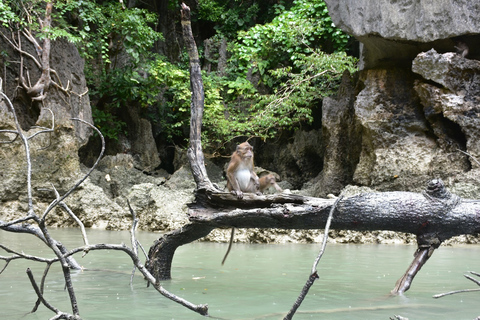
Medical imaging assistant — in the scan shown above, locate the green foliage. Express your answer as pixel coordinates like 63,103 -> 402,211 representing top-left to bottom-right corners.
0,1 -> 17,27
0,0 -> 163,141
147,58 -> 191,141
208,0 -> 357,145
197,0 -> 281,39
74,2 -> 162,141
91,107 -> 126,140
232,0 -> 350,77
0,0 -> 357,150
249,50 -> 357,137
145,57 -> 227,146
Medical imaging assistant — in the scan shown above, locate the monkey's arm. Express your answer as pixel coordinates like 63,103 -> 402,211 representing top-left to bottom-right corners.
250,171 -> 261,195
226,166 -> 244,199
272,182 -> 283,192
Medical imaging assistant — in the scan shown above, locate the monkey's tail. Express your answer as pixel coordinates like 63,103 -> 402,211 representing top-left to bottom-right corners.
221,227 -> 235,265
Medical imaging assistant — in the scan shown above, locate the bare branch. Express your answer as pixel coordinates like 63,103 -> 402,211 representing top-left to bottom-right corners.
0,30 -> 42,69
434,271 -> 480,298
42,118 -> 105,220
128,199 -> 139,284
59,201 -> 89,248
284,195 -> 343,320
31,262 -> 54,313
26,268 -> 80,319
311,195 -> 343,274
26,268 -> 61,314
0,244 -> 55,264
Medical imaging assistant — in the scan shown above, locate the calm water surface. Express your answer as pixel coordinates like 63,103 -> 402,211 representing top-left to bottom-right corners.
1,228 -> 479,319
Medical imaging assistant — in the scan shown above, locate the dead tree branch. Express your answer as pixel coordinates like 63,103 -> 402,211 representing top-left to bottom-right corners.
284,195 -> 343,320
433,271 -> 480,298
1,89 -> 207,317
26,268 -> 79,320
1,2 -> 71,104
181,2 -> 215,193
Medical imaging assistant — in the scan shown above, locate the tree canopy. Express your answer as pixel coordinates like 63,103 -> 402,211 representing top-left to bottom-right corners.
0,0 -> 357,151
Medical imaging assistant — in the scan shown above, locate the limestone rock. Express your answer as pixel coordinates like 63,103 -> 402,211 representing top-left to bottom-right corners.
325,0 -> 480,68
131,118 -> 161,171
0,34 -> 92,214
413,49 -> 480,159
325,0 -> 479,42
412,49 -> 480,92
258,129 -> 324,189
352,68 -> 469,191
311,71 -> 362,197
164,165 -> 197,190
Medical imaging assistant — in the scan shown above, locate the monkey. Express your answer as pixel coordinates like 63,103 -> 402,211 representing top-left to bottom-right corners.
225,141 -> 261,199
258,173 -> 283,194
222,141 -> 261,265
221,172 -> 283,265
455,41 -> 469,58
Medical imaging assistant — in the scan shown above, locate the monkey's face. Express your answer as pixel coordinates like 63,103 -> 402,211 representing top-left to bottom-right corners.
236,143 -> 253,160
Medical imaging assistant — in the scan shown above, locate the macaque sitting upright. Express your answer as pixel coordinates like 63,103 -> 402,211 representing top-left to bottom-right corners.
259,173 -> 283,194
226,141 -> 261,199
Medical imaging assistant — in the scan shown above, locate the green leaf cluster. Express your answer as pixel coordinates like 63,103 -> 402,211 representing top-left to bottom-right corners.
207,0 -> 357,146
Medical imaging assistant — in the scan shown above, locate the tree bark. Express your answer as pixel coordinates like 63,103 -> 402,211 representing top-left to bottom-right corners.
146,223 -> 214,280
181,3 -> 214,192
149,186 -> 480,281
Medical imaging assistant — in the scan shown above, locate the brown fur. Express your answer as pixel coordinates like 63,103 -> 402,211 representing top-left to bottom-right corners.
259,174 -> 283,194
226,142 -> 260,199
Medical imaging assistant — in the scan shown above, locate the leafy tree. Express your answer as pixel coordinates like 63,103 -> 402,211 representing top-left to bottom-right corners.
0,0 -> 357,150
207,0 -> 357,147
0,0 -> 163,141
59,1 -> 163,140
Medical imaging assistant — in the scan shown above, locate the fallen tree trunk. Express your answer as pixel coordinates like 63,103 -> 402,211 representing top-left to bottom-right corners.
189,188 -> 476,237
148,186 -> 480,284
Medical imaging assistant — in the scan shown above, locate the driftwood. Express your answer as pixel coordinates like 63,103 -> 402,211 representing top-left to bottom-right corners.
148,183 -> 480,285
146,4 -> 480,300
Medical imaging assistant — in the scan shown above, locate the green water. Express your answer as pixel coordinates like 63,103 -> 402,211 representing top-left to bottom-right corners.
1,228 -> 479,319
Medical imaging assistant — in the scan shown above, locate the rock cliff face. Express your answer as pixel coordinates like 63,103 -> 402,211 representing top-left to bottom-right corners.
0,35 -> 92,207
311,0 -> 480,198
325,0 -> 480,69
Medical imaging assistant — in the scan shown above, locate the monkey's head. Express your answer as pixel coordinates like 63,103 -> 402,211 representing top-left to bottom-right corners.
236,142 -> 253,160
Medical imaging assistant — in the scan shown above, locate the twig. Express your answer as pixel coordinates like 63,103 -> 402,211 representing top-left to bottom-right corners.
31,262 -> 54,313
434,271 -> 480,298
42,118 -> 105,220
0,30 -> 42,69
127,199 -> 139,284
26,268 -> 61,314
58,201 -> 89,248
433,287 -> 480,298
284,195 -> 343,320
26,268 -> 79,319
60,243 -> 209,316
0,244 -> 54,264
311,195 -> 343,273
